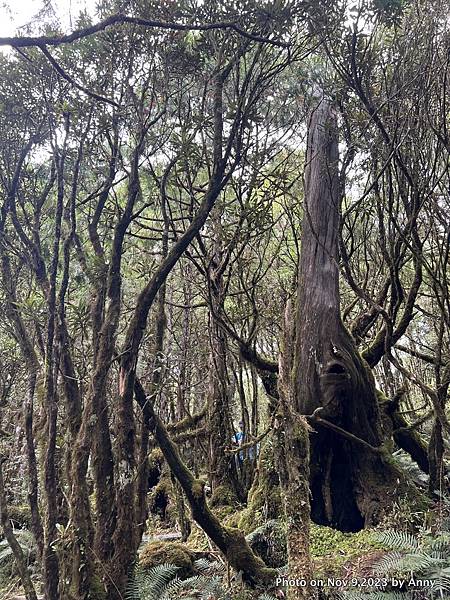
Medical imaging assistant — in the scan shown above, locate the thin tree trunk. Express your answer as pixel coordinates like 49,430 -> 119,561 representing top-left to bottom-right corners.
0,251 -> 45,564
42,149 -> 66,600
136,284 -> 167,540
207,289 -> 240,505
207,205 -> 241,505
276,301 -> 314,600
0,459 -> 39,600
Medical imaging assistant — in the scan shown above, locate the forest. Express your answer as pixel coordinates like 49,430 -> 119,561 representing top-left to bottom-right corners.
0,0 -> 449,599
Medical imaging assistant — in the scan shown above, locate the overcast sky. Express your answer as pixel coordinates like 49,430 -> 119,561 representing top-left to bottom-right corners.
0,0 -> 97,37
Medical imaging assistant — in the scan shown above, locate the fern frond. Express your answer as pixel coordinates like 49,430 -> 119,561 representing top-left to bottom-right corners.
245,519 -> 284,544
192,558 -> 225,576
373,551 -> 404,574
428,533 -> 450,559
160,574 -> 226,599
126,564 -> 230,600
430,568 -> 450,594
125,563 -> 179,600
375,530 -> 419,551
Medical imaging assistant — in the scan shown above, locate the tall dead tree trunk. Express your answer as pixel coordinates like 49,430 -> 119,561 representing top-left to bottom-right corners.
294,98 -> 417,532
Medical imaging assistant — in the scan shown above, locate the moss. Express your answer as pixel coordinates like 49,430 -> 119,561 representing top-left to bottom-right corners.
140,541 -> 196,578
311,524 -> 385,577
222,507 -> 245,529
7,504 -> 32,528
376,389 -> 388,403
223,526 -> 277,586
149,477 -> 170,501
148,478 -> 169,511
210,484 -> 238,508
186,507 -> 244,551
89,574 -> 107,600
67,572 -> 110,600
148,448 -> 164,468
214,504 -> 235,518
186,523 -> 209,552
147,475 -> 180,528
238,438 -> 281,534
191,478 -> 205,500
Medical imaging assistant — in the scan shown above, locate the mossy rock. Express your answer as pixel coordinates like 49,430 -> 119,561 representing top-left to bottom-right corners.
140,541 -> 196,578
209,484 -> 238,508
246,519 -> 287,568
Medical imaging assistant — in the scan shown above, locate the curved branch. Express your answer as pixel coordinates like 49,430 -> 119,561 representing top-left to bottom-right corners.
39,45 -> 119,107
0,13 -> 290,49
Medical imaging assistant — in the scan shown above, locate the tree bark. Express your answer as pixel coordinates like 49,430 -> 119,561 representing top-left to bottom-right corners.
207,216 -> 241,505
0,459 -> 39,600
276,300 -> 314,600
294,98 -> 417,531
135,379 -> 277,587
383,391 -> 429,475
0,251 -> 44,564
42,150 -> 66,600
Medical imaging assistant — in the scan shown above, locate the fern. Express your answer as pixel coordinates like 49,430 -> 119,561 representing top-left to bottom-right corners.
392,450 -> 428,486
246,519 -> 287,568
193,558 -> 225,576
126,561 -> 230,600
245,519 -> 284,545
375,530 -> 419,552
373,551 -> 445,575
125,563 -> 180,600
367,529 -> 450,599
429,532 -> 450,558
160,574 -> 229,599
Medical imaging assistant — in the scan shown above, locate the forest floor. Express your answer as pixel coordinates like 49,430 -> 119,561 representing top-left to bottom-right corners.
2,497 -> 449,600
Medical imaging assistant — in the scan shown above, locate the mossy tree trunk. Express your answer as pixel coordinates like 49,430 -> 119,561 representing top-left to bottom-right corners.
383,390 -> 429,475
239,435 -> 281,532
293,98 -> 416,532
0,459 -> 39,600
207,208 -> 241,506
276,301 -> 314,600
135,378 -> 277,587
